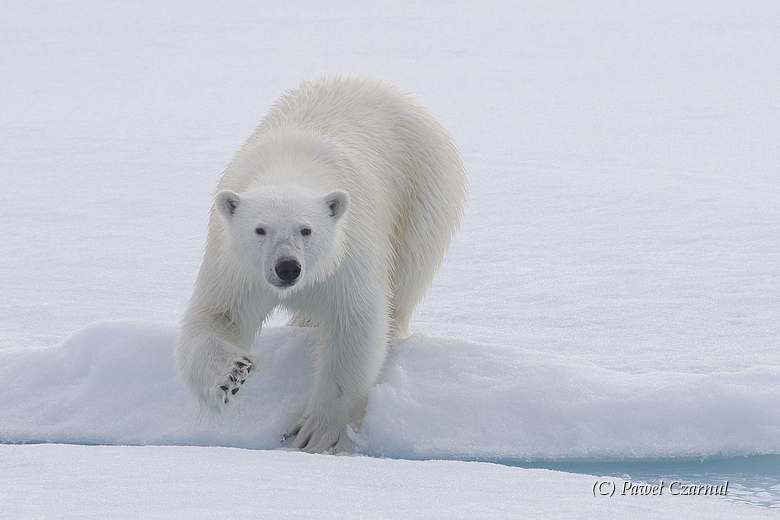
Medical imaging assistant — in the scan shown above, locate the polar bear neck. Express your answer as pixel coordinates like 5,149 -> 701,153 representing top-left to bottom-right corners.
220,126 -> 351,195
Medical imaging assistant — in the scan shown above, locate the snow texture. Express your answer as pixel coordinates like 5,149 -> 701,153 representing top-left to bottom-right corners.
4,444 -> 776,520
1,0 -> 779,517
1,321 -> 779,463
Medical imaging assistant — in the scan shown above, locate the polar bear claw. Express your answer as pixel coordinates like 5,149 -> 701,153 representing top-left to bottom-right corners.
217,356 -> 254,405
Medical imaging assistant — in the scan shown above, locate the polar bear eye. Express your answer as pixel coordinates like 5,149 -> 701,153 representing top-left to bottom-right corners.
255,227 -> 266,236
301,227 -> 312,236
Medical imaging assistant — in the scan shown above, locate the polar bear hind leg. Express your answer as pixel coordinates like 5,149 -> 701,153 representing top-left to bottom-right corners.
389,123 -> 467,339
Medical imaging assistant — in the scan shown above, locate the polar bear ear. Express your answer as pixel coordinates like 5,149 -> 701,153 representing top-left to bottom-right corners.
325,190 -> 349,220
216,190 -> 241,220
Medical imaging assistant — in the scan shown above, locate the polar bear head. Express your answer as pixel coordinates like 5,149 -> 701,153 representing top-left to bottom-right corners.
215,185 -> 350,294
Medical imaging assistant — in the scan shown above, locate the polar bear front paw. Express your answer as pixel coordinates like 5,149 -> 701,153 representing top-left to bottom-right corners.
216,355 -> 255,406
285,414 -> 353,453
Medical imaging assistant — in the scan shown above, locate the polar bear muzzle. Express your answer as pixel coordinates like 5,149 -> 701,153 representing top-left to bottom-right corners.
274,257 -> 301,286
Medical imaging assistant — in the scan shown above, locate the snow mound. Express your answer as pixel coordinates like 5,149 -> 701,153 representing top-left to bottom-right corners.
1,321 -> 778,460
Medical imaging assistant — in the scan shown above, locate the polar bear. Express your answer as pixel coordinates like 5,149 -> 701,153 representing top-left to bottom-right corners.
176,74 -> 467,453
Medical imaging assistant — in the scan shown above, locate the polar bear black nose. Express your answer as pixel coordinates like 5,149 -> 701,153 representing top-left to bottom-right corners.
275,259 -> 301,283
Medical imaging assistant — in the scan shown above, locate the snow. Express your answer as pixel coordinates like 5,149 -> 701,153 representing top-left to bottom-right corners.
3,321 -> 779,460
4,445 -> 775,520
2,0 -> 780,517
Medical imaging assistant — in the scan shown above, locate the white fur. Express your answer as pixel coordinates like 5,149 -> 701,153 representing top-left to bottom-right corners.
175,75 -> 467,453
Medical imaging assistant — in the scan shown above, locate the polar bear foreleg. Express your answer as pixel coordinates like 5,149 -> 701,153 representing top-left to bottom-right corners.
285,294 -> 389,453
176,322 -> 258,409
176,281 -> 274,409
